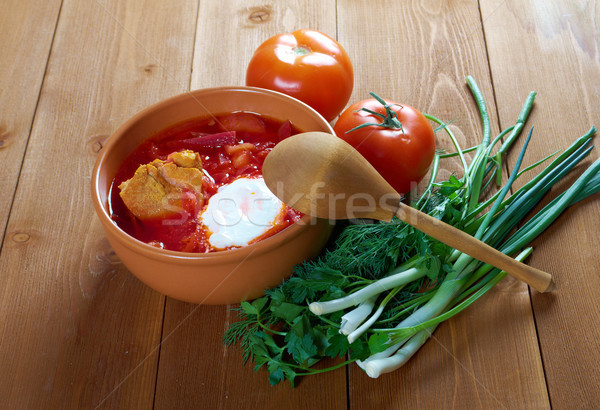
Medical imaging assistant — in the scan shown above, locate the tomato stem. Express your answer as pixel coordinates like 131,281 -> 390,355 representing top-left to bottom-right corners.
293,45 -> 311,56
345,92 -> 405,135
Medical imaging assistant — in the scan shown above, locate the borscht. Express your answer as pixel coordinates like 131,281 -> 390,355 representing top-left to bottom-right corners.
109,112 -> 302,253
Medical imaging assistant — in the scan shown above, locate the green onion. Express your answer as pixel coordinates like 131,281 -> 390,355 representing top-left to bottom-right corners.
224,77 -> 599,386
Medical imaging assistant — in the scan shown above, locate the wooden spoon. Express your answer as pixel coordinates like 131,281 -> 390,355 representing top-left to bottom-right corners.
263,132 -> 555,293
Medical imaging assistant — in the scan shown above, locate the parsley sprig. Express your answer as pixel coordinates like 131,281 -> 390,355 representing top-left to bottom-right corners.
224,214 -> 451,386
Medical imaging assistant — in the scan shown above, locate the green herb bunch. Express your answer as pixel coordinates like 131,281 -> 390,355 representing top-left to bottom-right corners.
224,77 -> 600,386
224,221 -> 446,386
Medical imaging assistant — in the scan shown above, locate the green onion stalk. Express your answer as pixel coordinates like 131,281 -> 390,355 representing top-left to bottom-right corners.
224,76 -> 600,386
307,77 -> 599,377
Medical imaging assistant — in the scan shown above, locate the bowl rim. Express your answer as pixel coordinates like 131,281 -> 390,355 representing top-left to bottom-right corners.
91,86 -> 334,264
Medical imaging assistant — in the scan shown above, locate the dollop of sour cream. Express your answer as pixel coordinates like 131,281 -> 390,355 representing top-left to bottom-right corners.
200,177 -> 286,249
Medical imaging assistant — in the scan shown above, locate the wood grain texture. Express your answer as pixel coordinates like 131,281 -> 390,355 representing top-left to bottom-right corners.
190,0 -> 338,89
154,1 -> 346,407
155,302 -> 347,410
0,0 -> 62,241
0,0 -> 598,408
481,0 -> 600,407
0,0 -> 197,407
338,0 -> 549,408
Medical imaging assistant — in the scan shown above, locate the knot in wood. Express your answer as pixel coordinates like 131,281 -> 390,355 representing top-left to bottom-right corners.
143,63 -> 158,73
248,6 -> 272,23
12,232 -> 30,243
0,128 -> 10,149
92,141 -> 103,153
88,135 -> 108,154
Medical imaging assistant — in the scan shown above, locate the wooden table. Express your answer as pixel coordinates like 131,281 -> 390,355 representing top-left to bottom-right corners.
1,1 -> 599,408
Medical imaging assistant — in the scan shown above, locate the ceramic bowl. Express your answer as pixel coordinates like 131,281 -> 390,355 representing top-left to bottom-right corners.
91,87 -> 334,304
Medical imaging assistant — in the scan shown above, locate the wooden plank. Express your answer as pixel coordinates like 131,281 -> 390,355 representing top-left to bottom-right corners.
337,1 -> 550,408
189,1 -> 338,90
0,0 -> 198,407
155,302 -> 347,409
0,0 -> 61,240
480,0 -> 600,407
153,1 -> 347,407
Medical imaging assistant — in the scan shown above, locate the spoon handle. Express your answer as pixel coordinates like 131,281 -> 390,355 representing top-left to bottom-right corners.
396,203 -> 555,293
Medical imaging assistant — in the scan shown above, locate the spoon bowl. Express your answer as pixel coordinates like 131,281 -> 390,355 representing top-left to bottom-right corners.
264,131 -> 402,221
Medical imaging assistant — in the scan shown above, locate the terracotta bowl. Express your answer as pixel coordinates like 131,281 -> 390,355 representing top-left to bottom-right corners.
91,87 -> 334,304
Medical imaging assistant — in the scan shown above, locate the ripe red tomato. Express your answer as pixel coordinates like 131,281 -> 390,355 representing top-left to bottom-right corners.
246,29 -> 354,122
333,95 -> 436,194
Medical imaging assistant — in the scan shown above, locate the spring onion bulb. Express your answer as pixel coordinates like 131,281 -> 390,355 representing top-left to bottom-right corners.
347,288 -> 401,344
339,297 -> 376,335
359,326 -> 437,378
